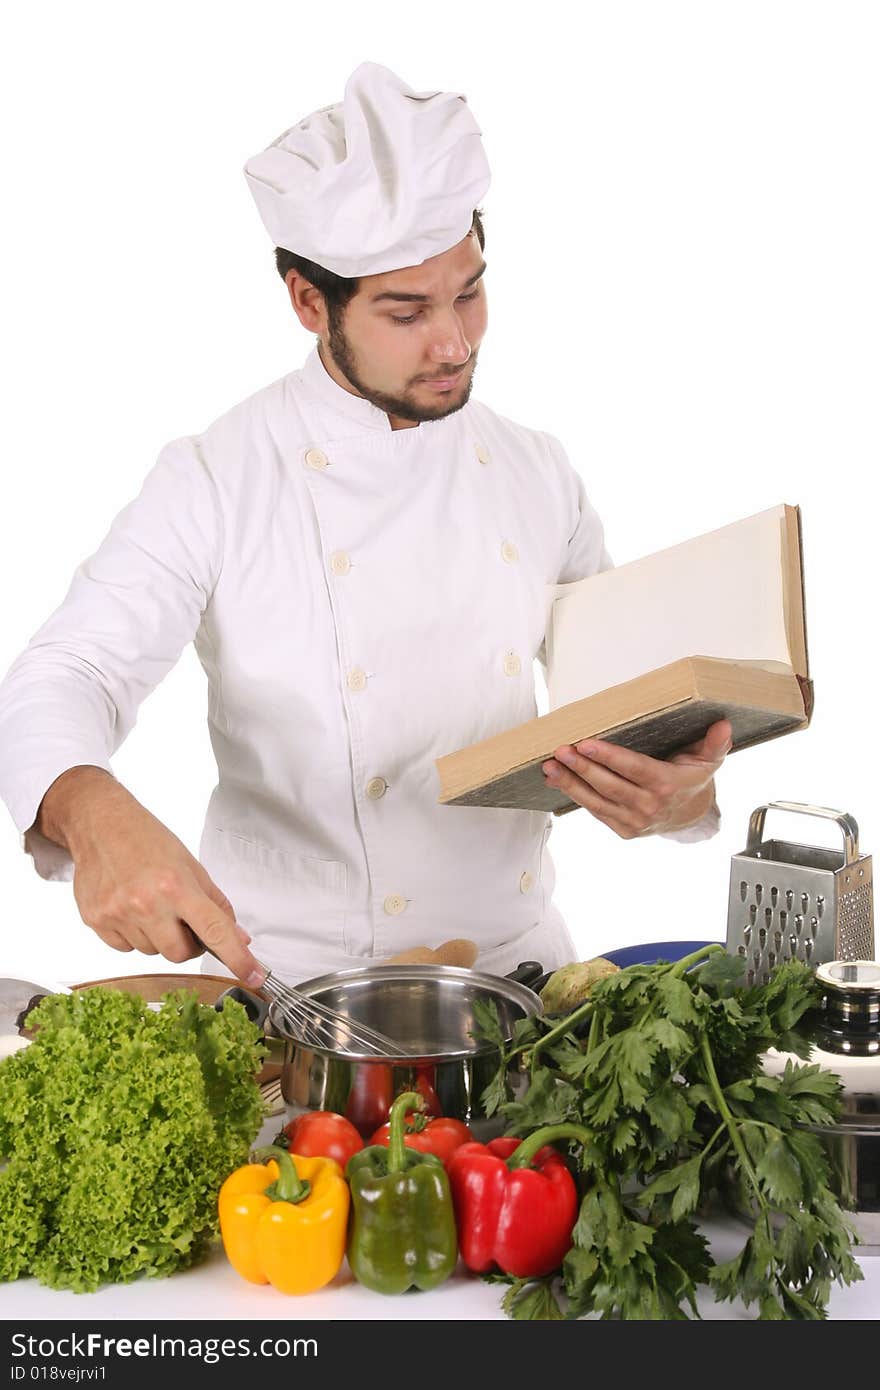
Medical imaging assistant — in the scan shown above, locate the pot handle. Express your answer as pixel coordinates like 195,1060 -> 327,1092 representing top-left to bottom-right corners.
15,992 -> 52,1034
215,984 -> 271,1030
505,960 -> 544,989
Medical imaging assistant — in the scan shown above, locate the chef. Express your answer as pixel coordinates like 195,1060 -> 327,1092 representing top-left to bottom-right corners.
0,62 -> 730,990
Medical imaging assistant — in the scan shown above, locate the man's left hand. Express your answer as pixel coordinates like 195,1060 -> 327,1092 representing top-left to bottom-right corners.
542,718 -> 733,838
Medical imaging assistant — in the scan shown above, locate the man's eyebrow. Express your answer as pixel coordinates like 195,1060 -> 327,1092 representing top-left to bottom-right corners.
369,261 -> 487,304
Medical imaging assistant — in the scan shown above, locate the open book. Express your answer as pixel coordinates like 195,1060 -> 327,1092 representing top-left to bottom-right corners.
435,504 -> 812,813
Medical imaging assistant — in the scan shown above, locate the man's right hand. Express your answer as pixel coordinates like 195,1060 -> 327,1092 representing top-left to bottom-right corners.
35,766 -> 265,988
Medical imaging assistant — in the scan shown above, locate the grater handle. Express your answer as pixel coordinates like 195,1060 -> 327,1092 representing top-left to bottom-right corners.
746,801 -> 860,863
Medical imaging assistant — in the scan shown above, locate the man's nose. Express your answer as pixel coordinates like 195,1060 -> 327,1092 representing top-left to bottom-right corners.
426,310 -> 472,365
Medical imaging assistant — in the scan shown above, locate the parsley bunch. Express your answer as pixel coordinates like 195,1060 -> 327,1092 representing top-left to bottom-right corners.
475,946 -> 862,1320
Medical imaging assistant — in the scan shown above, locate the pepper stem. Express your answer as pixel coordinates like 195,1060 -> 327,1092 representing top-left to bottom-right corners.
253,1144 -> 312,1204
505,1124 -> 592,1170
386,1091 -> 424,1173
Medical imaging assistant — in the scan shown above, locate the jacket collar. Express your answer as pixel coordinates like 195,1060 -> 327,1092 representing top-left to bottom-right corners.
298,343 -> 400,433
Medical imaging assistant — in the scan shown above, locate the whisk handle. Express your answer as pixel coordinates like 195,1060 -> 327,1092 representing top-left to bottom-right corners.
215,984 -> 271,1030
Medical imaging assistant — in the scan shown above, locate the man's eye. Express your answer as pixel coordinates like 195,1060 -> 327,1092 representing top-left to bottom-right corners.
390,289 -> 480,327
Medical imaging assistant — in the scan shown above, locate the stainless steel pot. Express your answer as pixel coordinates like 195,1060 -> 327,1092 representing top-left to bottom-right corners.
808,961 -> 880,1255
807,1099 -> 880,1255
265,962 -> 544,1139
763,960 -> 880,1254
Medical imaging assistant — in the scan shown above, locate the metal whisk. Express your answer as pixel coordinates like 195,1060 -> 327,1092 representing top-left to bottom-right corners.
261,968 -> 416,1058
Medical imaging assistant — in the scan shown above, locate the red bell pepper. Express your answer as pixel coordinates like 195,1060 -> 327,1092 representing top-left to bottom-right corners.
446,1125 -> 590,1278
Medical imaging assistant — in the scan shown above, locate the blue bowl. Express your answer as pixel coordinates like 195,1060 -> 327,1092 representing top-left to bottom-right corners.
600,940 -> 722,969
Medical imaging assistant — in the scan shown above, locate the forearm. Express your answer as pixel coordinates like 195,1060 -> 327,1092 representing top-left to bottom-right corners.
35,765 -> 134,858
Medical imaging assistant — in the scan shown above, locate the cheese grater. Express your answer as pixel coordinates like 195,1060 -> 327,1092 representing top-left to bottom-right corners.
725,801 -> 874,984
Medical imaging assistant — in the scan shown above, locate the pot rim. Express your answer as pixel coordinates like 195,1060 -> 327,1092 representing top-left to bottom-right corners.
269,961 -> 544,1063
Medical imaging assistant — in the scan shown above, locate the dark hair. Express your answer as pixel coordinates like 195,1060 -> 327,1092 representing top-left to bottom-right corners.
274,207 -> 485,313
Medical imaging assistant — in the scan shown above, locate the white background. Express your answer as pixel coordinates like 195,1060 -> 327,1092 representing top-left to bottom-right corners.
0,0 -> 877,989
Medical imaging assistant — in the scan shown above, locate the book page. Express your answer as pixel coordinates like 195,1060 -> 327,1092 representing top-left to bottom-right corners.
546,505 -> 794,710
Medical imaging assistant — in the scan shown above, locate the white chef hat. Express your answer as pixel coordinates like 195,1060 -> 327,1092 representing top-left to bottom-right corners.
243,61 -> 490,279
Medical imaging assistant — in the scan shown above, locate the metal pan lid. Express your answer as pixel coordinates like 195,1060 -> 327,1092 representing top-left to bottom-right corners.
816,961 -> 880,992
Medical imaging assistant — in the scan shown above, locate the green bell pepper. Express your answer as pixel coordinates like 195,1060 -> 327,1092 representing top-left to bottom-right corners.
345,1089 -> 458,1294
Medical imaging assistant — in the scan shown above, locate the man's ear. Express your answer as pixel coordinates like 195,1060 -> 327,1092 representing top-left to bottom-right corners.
285,270 -> 326,334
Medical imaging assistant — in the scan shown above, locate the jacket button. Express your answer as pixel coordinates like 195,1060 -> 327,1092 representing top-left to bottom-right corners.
475,443 -> 490,464
347,668 -> 368,692
384,893 -> 407,915
366,776 -> 388,800
305,447 -> 329,470
503,651 -> 522,677
330,550 -> 351,575
501,540 -> 519,564
519,872 -> 535,894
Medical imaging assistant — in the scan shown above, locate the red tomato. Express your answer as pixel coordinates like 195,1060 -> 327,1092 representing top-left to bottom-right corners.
280,1111 -> 364,1167
367,1113 -> 474,1165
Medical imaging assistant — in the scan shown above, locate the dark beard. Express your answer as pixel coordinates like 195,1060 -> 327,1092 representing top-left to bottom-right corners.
325,306 -> 476,423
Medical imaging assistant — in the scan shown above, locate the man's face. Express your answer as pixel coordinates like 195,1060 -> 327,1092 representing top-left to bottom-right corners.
319,233 -> 488,427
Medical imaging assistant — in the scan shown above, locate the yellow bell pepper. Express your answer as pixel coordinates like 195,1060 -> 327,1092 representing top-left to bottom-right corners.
218,1145 -> 349,1294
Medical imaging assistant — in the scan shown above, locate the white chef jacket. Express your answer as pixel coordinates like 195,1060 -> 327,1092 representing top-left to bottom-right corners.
0,346 -> 719,982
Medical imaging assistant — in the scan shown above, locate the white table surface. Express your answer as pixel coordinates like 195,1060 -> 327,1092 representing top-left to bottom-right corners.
4,1112 -> 877,1323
